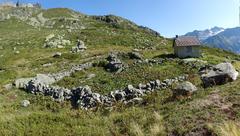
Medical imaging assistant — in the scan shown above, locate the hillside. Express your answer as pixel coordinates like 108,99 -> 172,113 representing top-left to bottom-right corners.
0,6 -> 240,136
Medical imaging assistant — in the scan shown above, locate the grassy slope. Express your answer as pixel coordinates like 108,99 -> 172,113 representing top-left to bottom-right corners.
0,8 -> 240,135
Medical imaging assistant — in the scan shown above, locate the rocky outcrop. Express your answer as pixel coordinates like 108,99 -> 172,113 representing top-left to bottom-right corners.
44,34 -> 71,48
200,63 -> 239,88
105,53 -> 124,72
172,81 -> 197,98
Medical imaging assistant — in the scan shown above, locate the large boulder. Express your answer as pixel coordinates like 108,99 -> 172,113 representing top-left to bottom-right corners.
172,81 -> 197,97
200,63 -> 239,88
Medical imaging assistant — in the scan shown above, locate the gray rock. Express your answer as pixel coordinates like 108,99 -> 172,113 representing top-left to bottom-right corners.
53,52 -> 62,58
127,85 -> 134,91
172,81 -> 197,97
34,74 -> 56,85
155,79 -> 161,88
77,40 -> 87,50
138,83 -> 147,90
21,100 -> 30,107
200,63 -> 239,88
114,91 -> 126,101
14,78 -> 33,89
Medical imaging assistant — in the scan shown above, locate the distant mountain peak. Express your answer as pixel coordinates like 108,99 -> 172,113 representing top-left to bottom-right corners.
184,26 -> 225,41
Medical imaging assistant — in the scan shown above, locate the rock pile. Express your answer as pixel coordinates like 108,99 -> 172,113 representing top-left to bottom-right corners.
70,75 -> 188,109
15,65 -> 188,109
44,34 -> 71,48
105,53 -> 124,72
71,40 -> 87,53
14,58 -> 190,109
200,62 -> 239,88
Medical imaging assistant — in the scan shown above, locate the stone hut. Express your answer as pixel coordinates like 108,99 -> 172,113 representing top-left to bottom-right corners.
173,35 -> 201,58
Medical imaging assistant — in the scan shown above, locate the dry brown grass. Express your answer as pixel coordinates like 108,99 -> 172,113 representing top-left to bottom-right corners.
219,121 -> 240,136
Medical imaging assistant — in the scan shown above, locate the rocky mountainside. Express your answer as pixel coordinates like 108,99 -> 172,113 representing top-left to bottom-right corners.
184,26 -> 224,41
203,27 -> 240,54
0,5 -> 240,136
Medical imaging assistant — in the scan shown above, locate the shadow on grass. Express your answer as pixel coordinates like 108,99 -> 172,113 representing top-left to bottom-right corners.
153,53 -> 177,59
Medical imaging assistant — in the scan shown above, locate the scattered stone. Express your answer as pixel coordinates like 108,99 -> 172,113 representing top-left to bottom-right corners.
53,52 -> 62,58
21,100 -> 30,107
200,63 -> 239,88
172,81 -> 197,98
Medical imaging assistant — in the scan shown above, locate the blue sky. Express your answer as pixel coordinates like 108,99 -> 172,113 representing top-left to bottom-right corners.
1,0 -> 239,37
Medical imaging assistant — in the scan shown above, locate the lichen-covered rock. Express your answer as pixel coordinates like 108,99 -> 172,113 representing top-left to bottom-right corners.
172,81 -> 197,97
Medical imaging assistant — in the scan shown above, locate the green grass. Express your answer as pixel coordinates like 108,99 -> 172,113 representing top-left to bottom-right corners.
0,7 -> 240,135
42,8 -> 75,18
